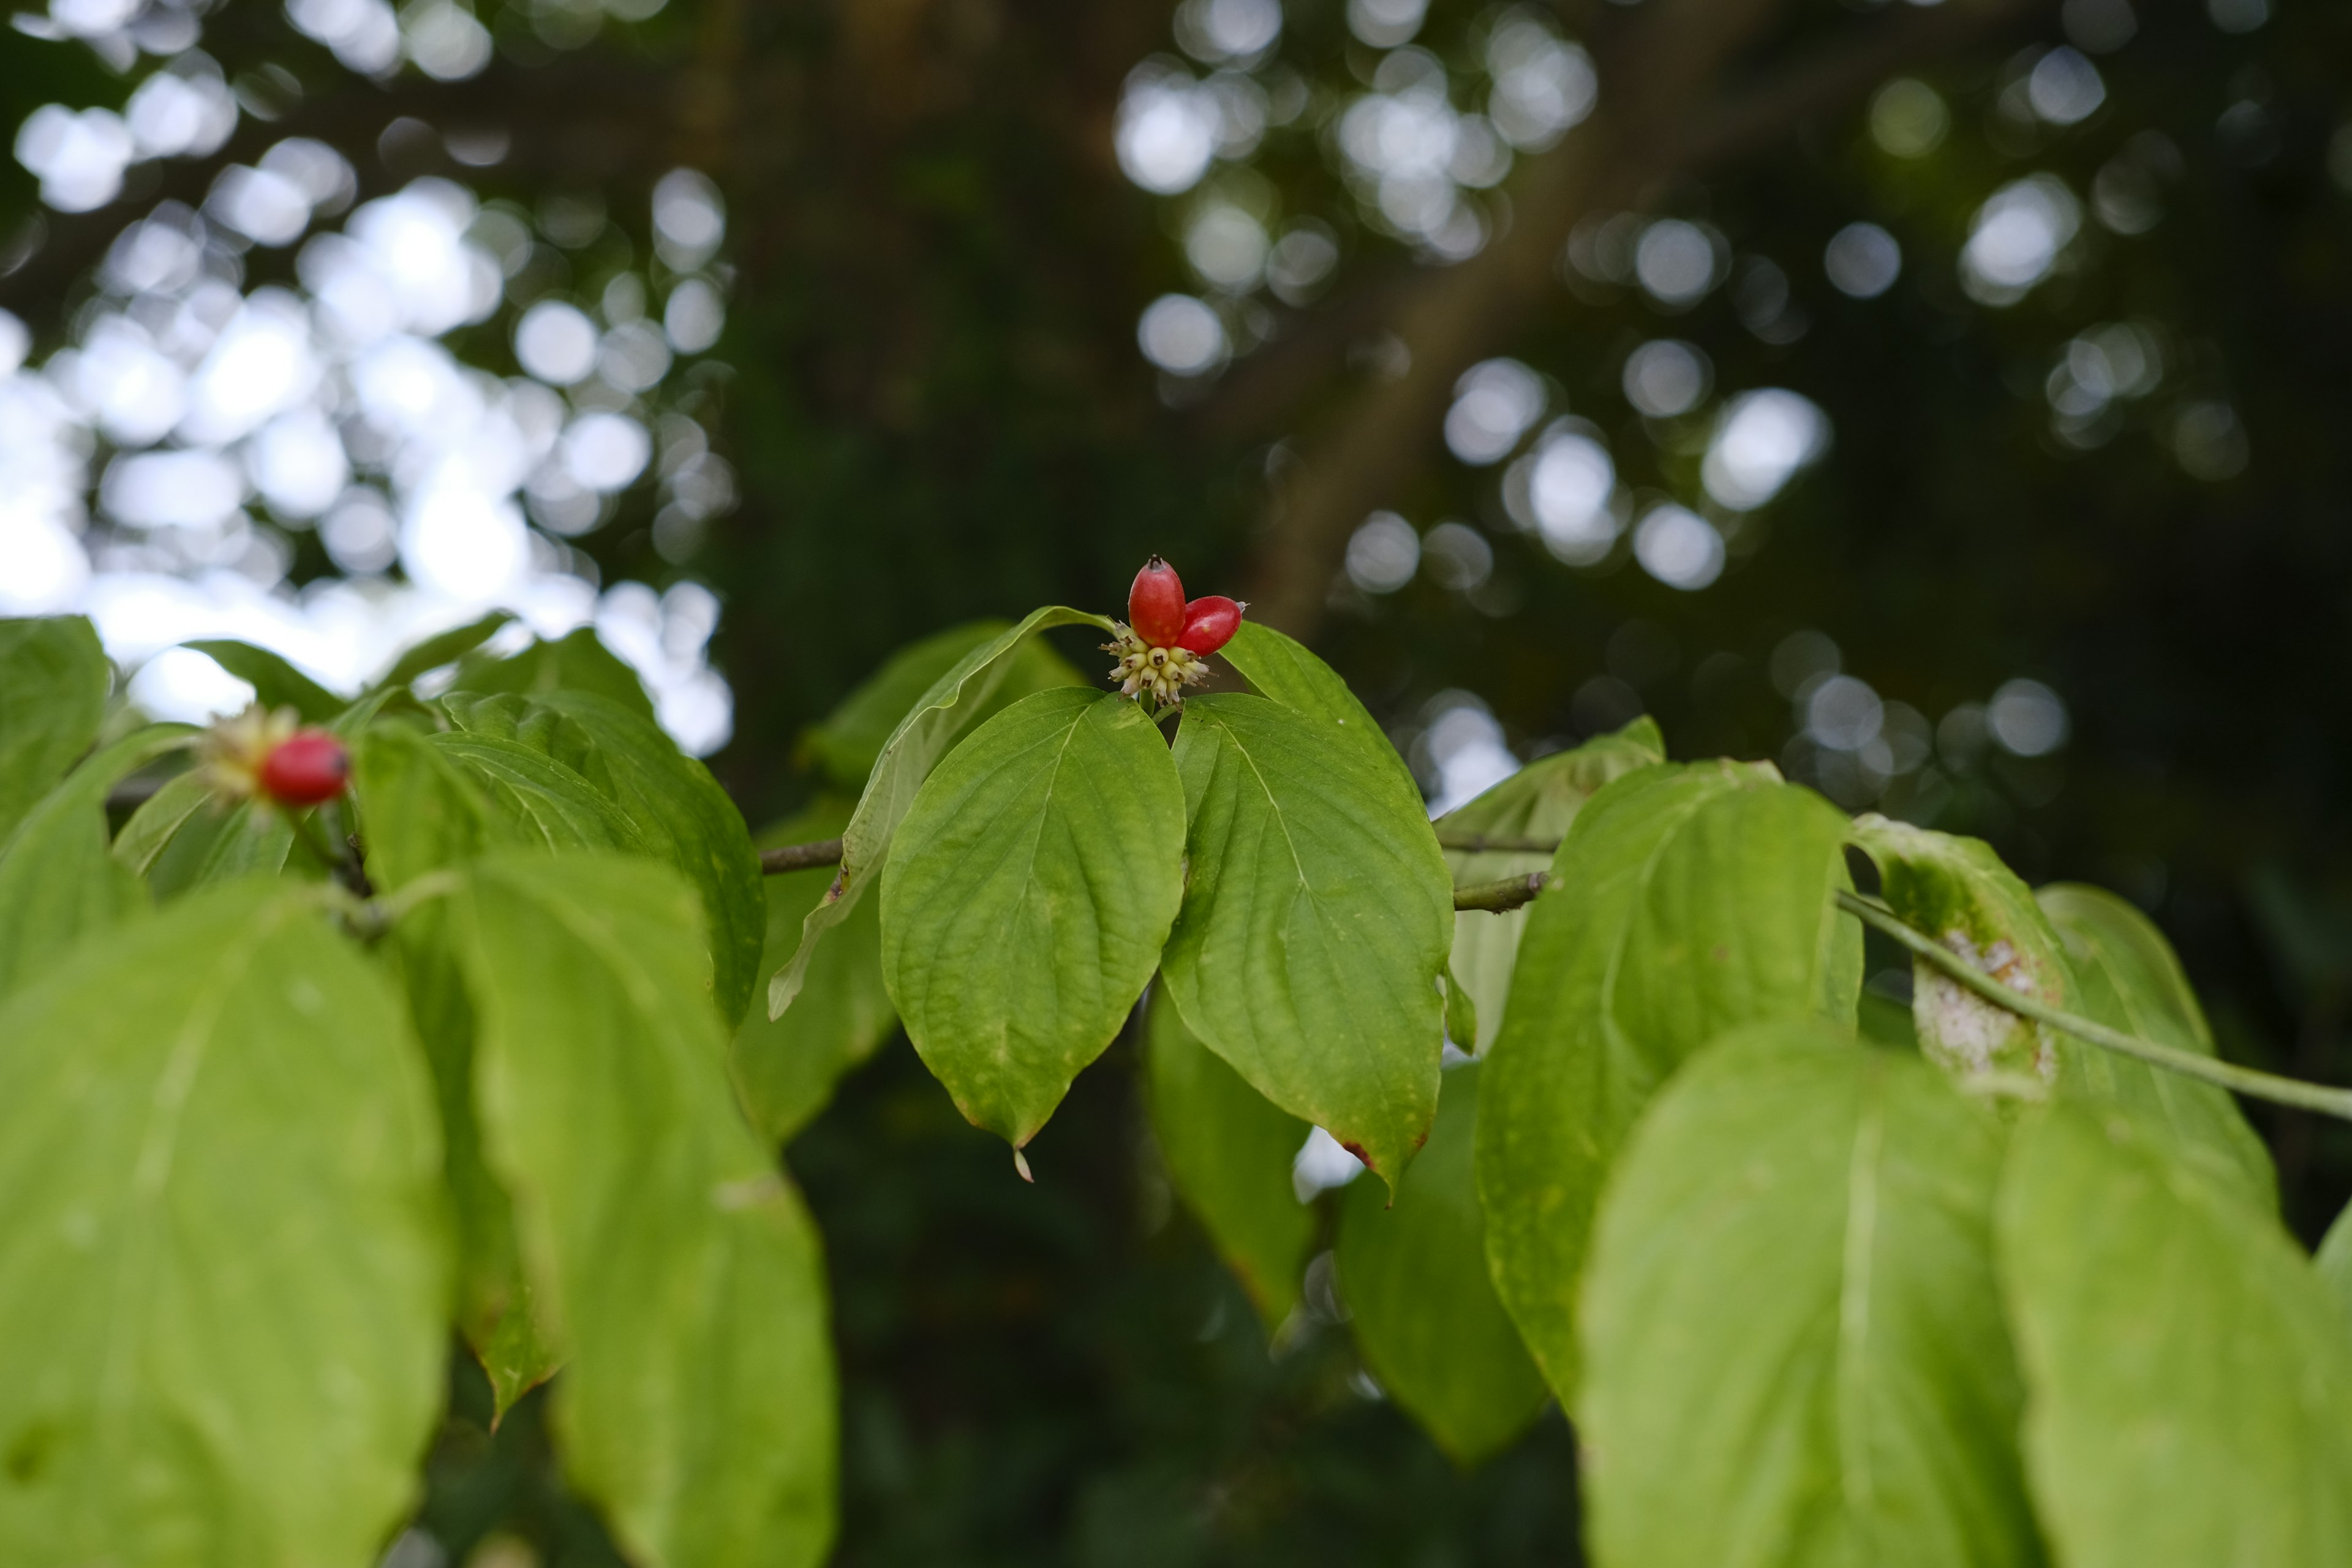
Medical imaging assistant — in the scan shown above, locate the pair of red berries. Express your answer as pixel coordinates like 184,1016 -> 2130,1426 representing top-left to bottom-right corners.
1127,557 -> 1242,657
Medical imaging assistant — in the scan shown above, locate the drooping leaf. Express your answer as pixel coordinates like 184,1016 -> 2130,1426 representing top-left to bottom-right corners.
374,609 -> 516,691
1997,1101 -> 2352,1567
453,853 -> 837,1568
443,689 -> 764,1026
0,725 -> 194,1000
2318,1199 -> 2352,1333
882,687 -> 1183,1147
1161,692 -> 1453,1189
183,638 -> 346,723
448,626 -> 657,722
1580,1022 -> 2040,1568
797,618 -> 1087,794
1436,718 -> 1665,1052
732,799 -> 896,1145
768,606 -> 1112,1020
2035,882 -> 2275,1213
1441,962 -> 1478,1051
0,615 -> 110,845
1144,989 -> 1311,1332
1336,1063 -> 1547,1467
0,878 -> 448,1566
1477,761 -> 1860,1402
1849,816 -> 2067,1086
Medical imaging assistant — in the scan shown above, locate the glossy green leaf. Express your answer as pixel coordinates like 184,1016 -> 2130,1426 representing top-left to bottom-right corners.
2318,1199 -> 2352,1333
453,853 -> 837,1568
0,725 -> 194,1000
1436,718 -> 1665,1052
797,618 -> 1087,794
444,689 -> 764,1026
374,609 -> 516,690
1144,989 -> 1311,1332
769,605 -> 1112,1020
0,878 -> 448,1566
1477,762 -> 1861,1402
449,626 -> 657,721
1580,1022 -> 2038,1568
732,799 -> 895,1145
1336,1063 -> 1547,1467
882,687 -> 1183,1146
183,638 -> 345,722
2036,882 -> 2275,1213
0,615 -> 109,845
1998,1101 -> 2352,1567
1849,816 -> 2067,1086
1161,692 -> 1453,1189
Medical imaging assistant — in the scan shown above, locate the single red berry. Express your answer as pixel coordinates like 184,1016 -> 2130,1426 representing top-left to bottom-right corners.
1176,595 -> 1243,655
258,730 -> 352,807
1128,556 -> 1187,647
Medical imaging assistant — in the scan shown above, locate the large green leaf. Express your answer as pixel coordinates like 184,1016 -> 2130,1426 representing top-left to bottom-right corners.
0,725 -> 195,1000
2035,882 -> 2275,1212
732,799 -> 897,1145
0,878 -> 448,1566
1477,761 -> 1860,1402
1336,1062 -> 1547,1467
443,690 -> 764,1027
1849,816 -> 2067,1086
797,618 -> 1087,793
453,854 -> 837,1568
1436,718 -> 1665,1053
448,626 -> 657,721
1218,620 -> 1414,791
768,606 -> 1112,1019
1160,691 -> 1453,1189
1580,1022 -> 2040,1568
182,639 -> 345,723
882,687 -> 1183,1147
1997,1102 -> 2352,1567
1144,989 -> 1311,1332
0,615 -> 109,845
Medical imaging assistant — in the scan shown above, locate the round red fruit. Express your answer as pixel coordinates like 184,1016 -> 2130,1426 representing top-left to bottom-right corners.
1177,595 -> 1243,655
258,731 -> 352,807
1128,556 -> 1188,647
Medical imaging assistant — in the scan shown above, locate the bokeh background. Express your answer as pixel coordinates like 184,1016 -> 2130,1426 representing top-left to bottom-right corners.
6,0 -> 2351,1560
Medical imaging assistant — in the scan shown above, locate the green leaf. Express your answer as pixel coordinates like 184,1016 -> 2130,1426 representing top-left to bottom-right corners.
797,618 -> 1087,794
1849,816 -> 2067,1086
356,726 -> 647,891
110,768 -> 214,876
0,725 -> 195,1000
1218,620 -> 1415,793
882,687 -> 1183,1146
2035,882 -> 2275,1213
1336,1062 -> 1547,1467
1160,692 -> 1453,1188
0,615 -> 110,845
1579,1022 -> 2039,1568
444,690 -> 764,1027
448,626 -> 657,721
1476,762 -> 1860,1403
452,853 -> 837,1568
183,639 -> 345,723
732,799 -> 895,1145
374,610 -> 516,690
768,605 -> 1112,1020
2319,1199 -> 2352,1335
0,878 -> 449,1566
1997,1101 -> 2352,1567
1441,963 -> 1478,1050
1436,718 -> 1665,1052
1144,988 -> 1312,1332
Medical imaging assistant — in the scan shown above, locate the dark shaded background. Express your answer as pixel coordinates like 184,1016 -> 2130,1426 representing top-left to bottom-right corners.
8,0 -> 2352,1561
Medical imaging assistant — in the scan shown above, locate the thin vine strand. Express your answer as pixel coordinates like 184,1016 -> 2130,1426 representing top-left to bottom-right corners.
1835,889 -> 2352,1123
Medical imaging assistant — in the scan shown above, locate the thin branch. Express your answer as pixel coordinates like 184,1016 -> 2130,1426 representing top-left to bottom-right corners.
1838,889 -> 2352,1123
760,837 -> 845,875
1455,871 -> 1551,914
1436,833 -> 1562,854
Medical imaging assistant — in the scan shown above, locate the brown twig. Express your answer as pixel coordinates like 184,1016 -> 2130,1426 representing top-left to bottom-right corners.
1454,871 -> 1553,914
760,837 -> 846,875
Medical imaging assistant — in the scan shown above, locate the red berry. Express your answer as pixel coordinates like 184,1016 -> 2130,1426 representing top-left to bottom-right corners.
258,731 -> 351,807
1128,556 -> 1187,647
1177,595 -> 1243,655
